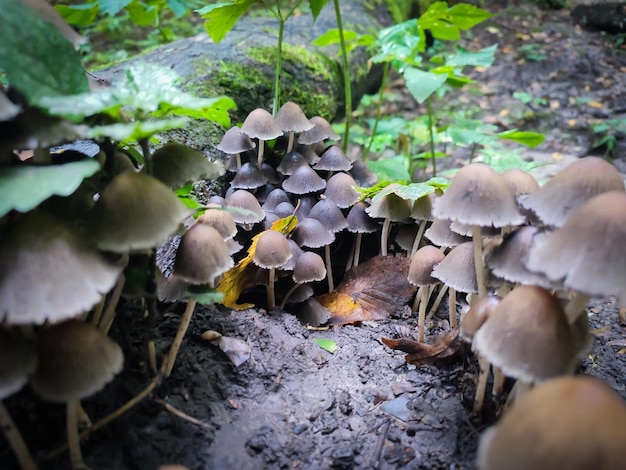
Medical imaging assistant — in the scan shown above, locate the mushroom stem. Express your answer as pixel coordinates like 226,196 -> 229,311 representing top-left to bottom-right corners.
411,285 -> 425,314
620,308 -> 626,325
324,244 -> 334,292
410,219 -> 428,257
267,267 -> 276,309
67,400 -> 85,470
286,131 -> 295,153
564,292 -> 591,324
426,284 -> 448,321
472,225 -> 488,299
448,287 -> 457,329
256,139 -> 265,166
98,274 -> 125,334
380,218 -> 391,257
279,282 -> 302,309
164,298 -> 197,377
417,286 -> 429,342
353,232 -> 363,268
473,355 -> 490,415
0,402 -> 37,470
492,366 -> 505,398
236,153 -> 242,170
148,340 -> 157,374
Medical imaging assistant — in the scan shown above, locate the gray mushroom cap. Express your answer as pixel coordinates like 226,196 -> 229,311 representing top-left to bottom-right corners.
292,251 -> 326,283
240,108 -> 283,141
408,245 -> 445,286
282,165 -> 326,194
253,230 -> 292,269
297,116 -> 340,145
324,172 -> 360,208
0,329 -> 37,400
275,102 -> 313,133
431,242 -> 478,293
292,218 -> 335,249
313,145 -> 352,172
226,190 -> 265,225
151,142 -> 224,190
217,126 -> 256,154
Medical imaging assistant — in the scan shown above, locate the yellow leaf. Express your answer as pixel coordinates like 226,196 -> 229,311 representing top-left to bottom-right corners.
551,152 -> 563,161
588,101 -> 603,109
566,119 -> 577,127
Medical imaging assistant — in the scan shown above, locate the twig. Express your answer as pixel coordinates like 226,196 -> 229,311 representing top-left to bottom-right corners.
373,420 -> 391,469
154,398 -> 212,431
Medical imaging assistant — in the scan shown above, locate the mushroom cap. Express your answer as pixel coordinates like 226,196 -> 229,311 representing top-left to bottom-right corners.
297,144 -> 321,166
282,164 -> 326,194
519,156 -> 624,227
501,168 -> 539,199
313,146 -> 352,172
487,226 -> 557,288
275,101 -> 314,133
173,224 -> 233,284
196,209 -> 237,240
459,295 -> 500,343
240,108 -> 283,141
395,224 -> 418,252
307,197 -> 348,233
431,242 -> 478,293
450,220 -> 502,238
477,376 -> 626,470
324,172 -> 360,208
260,163 -> 282,185
292,251 -> 327,283
276,151 -> 308,176
217,126 -> 255,154
151,142 -> 224,190
294,195 -> 317,220
30,320 -> 124,403
424,218 -> 470,247
350,160 -> 378,188
366,186 -> 412,222
292,217 -> 335,248
0,329 -> 37,400
473,286 -> 576,383
272,201 -> 296,219
230,162 -> 267,189
253,230 -> 292,269
90,172 -> 191,252
346,202 -> 379,234
297,116 -> 340,144
525,191 -> 626,304
411,192 -> 436,221
226,190 -> 265,225
432,163 -> 524,228
281,239 -> 304,271
408,245 -> 445,286
0,212 -> 125,325
262,188 -> 292,212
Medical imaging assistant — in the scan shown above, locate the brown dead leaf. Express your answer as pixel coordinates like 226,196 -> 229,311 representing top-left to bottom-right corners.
382,330 -> 463,367
317,256 -> 416,325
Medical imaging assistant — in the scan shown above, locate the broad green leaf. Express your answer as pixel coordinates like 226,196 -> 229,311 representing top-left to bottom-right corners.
153,95 -> 236,128
384,182 -> 436,202
498,130 -> 545,148
426,177 -> 449,190
480,146 -> 548,173
372,20 -> 422,65
0,160 -> 100,217
403,68 -> 447,104
313,338 -> 337,353
127,1 -> 159,27
167,0 -> 192,17
0,0 -> 89,103
309,0 -> 330,22
313,29 -> 357,47
184,286 -> 224,305
446,44 -> 497,67
366,155 -> 410,182
428,21 -> 460,41
198,1 -> 255,43
446,3 -> 492,30
86,118 -> 189,141
99,0 -> 132,16
55,3 -> 99,26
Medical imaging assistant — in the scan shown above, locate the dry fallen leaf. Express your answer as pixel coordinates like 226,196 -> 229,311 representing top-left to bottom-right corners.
211,336 -> 251,367
317,256 -> 416,325
381,330 -> 463,367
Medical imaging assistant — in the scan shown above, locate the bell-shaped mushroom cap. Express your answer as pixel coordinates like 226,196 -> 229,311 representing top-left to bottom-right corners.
151,142 -> 224,190
292,217 -> 335,248
281,239 -> 304,271
433,163 -> 524,228
450,220 -> 502,238
282,164 -> 326,194
525,191 -> 626,305
346,202 -> 379,233
408,245 -> 445,286
262,188 -> 292,212
30,320 -> 124,403
519,156 -> 625,228
366,187 -> 412,222
477,376 -> 626,470
0,212 -> 125,325
324,172 -> 360,208
425,218 -> 470,247
217,126 -> 256,154
411,192 -> 436,221
313,146 -> 352,172
275,102 -> 314,133
395,224 -> 417,252
253,230 -> 292,269
431,242 -> 478,293
501,168 -> 539,199
240,108 -> 283,141
260,163 -> 281,185
487,226 -> 557,288
293,251 -> 326,283
272,201 -> 296,219
297,144 -> 321,166
473,286 -> 576,383
460,295 -> 500,343
173,224 -> 233,284
0,330 -> 37,399
226,190 -> 265,225
297,116 -> 340,145
350,160 -> 377,188
308,197 -> 348,233
230,162 -> 267,189
90,172 -> 191,252
277,151 -> 308,176
196,209 -> 237,240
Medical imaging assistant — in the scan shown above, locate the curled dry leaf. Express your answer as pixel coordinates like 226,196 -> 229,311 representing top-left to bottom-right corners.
211,336 -> 251,367
316,256 -> 416,325
381,330 -> 463,367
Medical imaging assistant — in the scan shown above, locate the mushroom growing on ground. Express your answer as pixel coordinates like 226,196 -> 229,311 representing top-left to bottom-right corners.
253,230 -> 293,309
280,251 -> 327,309
477,376 -> 626,470
297,116 -> 340,146
240,108 -> 283,166
408,245 -> 445,342
275,101 -> 313,153
366,185 -> 412,257
345,201 -> 379,268
216,125 -> 255,170
150,142 -> 223,190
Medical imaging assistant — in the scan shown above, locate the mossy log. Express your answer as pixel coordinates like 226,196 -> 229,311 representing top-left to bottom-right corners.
571,2 -> 626,33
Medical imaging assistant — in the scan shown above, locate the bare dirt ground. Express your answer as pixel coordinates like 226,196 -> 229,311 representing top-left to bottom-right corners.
2,2 -> 626,469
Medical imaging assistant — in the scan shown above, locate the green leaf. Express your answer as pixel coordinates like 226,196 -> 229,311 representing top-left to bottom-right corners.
373,20 -> 422,65
384,182 -> 436,202
446,44 -> 497,67
403,68 -> 447,104
366,155 -> 411,182
313,338 -> 337,353
197,1 -> 255,43
497,130 -> 545,148
0,160 -> 100,218
425,176 -> 449,190
184,285 -> 224,305
446,3 -> 492,30
153,95 -> 236,128
55,3 -> 99,26
313,29 -> 357,47
98,0 -> 132,16
86,118 -> 189,141
167,0 -> 192,17
0,0 -> 89,104
428,20 -> 460,41
127,1 -> 159,27
309,0 -> 330,22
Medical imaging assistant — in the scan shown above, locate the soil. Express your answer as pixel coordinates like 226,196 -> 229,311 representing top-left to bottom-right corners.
3,2 -> 626,469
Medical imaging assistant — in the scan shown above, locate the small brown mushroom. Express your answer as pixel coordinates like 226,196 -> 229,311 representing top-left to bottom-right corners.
240,108 -> 283,166
275,102 -> 313,153
253,230 -> 293,309
408,245 -> 445,342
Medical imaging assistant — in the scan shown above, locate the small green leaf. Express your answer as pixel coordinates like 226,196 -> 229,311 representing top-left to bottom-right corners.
184,285 -> 224,305
446,3 -> 492,30
313,338 -> 337,353
309,0 -> 330,22
0,160 -> 101,218
403,68 -> 447,104
167,0 -> 192,17
86,118 -> 189,141
99,0 -> 132,16
498,130 -> 545,148
384,182 -> 436,202
427,20 -> 460,41
198,1 -> 255,43
55,3 -> 99,26
373,20 -> 422,64
366,155 -> 411,182
127,0 -> 159,27
446,44 -> 497,67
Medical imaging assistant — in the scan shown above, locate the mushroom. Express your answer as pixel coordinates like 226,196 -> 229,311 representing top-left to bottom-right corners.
350,159 -> 378,188
30,320 -> 124,470
230,162 -> 267,190
408,245 -> 445,342
216,125 -> 255,170
253,230 -> 292,309
282,164 -> 327,195
366,185 -> 412,257
240,108 -> 283,166
275,101 -> 313,153
276,151 -> 308,176
477,376 -> 626,470
225,189 -> 265,230
150,142 -> 224,190
280,251 -> 327,309
424,218 -> 470,248
345,201 -> 379,268
313,145 -> 352,178
297,116 -> 340,146
323,172 -> 360,209
196,209 -> 237,241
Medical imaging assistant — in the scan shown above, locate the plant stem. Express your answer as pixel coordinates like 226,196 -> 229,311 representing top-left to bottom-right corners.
333,0 -> 352,153
365,62 -> 390,157
139,138 -> 152,175
426,96 -> 436,177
